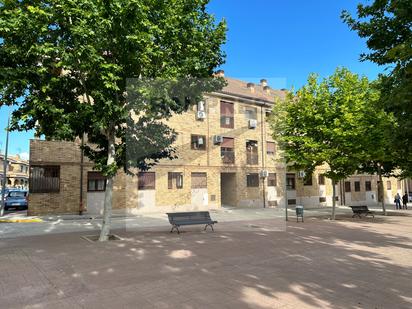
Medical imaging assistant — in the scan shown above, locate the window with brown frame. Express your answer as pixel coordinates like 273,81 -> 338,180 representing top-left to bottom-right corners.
246,140 -> 258,165
319,197 -> 326,203
286,173 -> 296,190
246,173 -> 259,187
266,142 -> 276,156
244,107 -> 257,120
304,176 -> 313,186
354,181 -> 361,192
365,181 -> 372,191
191,172 -> 207,189
191,135 -> 206,150
87,172 -> 106,192
168,172 -> 183,189
318,174 -> 325,185
268,173 -> 277,187
345,181 -> 351,192
29,165 -> 60,193
220,101 -> 234,128
387,181 -> 391,190
221,137 -> 235,164
138,172 -> 156,190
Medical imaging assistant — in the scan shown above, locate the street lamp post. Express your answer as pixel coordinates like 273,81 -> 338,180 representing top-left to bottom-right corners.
284,164 -> 288,221
0,112 -> 10,217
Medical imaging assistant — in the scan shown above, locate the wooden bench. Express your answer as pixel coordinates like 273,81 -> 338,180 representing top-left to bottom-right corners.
349,206 -> 375,218
167,211 -> 218,234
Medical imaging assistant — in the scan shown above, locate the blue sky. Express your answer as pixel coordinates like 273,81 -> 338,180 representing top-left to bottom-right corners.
0,0 -> 383,156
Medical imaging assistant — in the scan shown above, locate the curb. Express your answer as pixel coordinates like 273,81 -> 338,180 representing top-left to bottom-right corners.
0,218 -> 43,223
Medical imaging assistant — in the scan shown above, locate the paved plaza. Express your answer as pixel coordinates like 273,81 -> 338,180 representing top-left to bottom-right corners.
0,209 -> 412,308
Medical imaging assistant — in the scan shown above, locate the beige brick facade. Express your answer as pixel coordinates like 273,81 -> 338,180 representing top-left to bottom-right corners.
28,77 -> 412,215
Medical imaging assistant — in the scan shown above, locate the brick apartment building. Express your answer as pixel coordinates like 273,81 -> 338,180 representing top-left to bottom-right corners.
28,74 -> 411,215
0,154 -> 29,190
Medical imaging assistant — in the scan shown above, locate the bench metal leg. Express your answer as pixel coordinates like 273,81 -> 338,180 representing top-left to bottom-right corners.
170,225 -> 180,234
204,224 -> 214,232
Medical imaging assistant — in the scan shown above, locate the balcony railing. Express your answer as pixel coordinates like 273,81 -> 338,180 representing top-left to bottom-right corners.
221,150 -> 235,164
246,153 -> 258,165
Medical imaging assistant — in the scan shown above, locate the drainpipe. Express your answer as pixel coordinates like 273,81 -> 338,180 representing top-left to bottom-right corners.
79,134 -> 84,215
260,106 -> 266,208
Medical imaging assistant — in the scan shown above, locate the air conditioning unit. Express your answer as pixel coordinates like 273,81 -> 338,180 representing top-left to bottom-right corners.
197,100 -> 205,112
196,111 -> 206,120
297,170 -> 306,178
213,135 -> 223,144
260,170 -> 269,178
248,119 -> 257,129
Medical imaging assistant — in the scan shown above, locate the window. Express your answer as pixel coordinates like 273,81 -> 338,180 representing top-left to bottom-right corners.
138,172 -> 156,190
288,199 -> 297,205
354,181 -> 361,192
191,135 -> 206,150
220,101 -> 234,128
345,181 -> 351,192
168,172 -> 183,189
268,173 -> 277,187
266,142 -> 276,156
265,109 -> 272,118
191,172 -> 207,189
319,197 -> 326,203
8,191 -> 27,198
244,107 -> 257,120
365,181 -> 372,191
29,165 -> 60,193
221,137 -> 235,164
246,140 -> 258,165
387,181 -> 391,190
397,180 -> 402,190
246,173 -> 259,187
304,176 -> 313,186
318,174 -> 325,185
286,173 -> 296,190
88,172 -> 106,192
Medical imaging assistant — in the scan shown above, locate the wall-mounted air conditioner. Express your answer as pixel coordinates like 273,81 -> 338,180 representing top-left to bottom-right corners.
260,170 -> 269,178
196,111 -> 206,120
213,135 -> 223,144
197,100 -> 205,112
297,171 -> 306,178
248,119 -> 257,129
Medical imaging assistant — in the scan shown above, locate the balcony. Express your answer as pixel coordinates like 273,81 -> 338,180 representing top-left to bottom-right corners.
221,150 -> 235,164
246,153 -> 258,165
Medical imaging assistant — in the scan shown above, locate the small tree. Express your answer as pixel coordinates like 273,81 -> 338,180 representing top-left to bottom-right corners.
0,0 -> 226,240
357,79 -> 397,215
270,68 -> 381,220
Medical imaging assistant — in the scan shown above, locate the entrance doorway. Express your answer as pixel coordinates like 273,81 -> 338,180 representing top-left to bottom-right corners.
221,173 -> 237,207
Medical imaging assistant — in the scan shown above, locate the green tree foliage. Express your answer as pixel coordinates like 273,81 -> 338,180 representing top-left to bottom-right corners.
270,68 -> 393,219
0,0 -> 226,240
342,0 -> 412,176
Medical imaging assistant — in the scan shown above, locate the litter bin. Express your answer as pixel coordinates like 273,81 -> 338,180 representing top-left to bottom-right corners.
295,205 -> 304,222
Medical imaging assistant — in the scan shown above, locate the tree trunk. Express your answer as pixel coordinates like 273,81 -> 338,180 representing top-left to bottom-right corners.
331,179 -> 337,220
378,166 -> 386,215
99,131 -> 116,242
